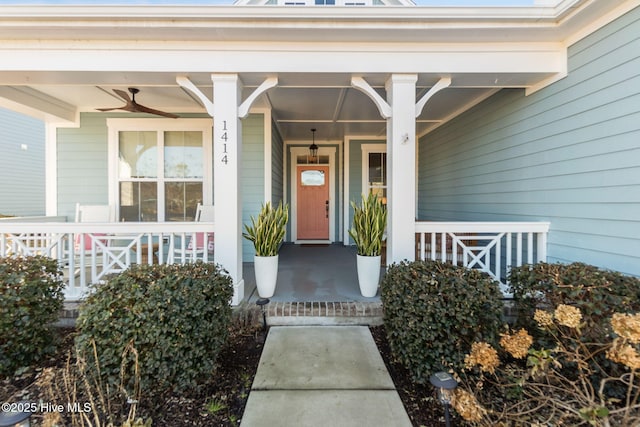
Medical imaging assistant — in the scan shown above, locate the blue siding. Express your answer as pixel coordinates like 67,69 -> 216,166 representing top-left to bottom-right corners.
347,139 -> 383,244
0,108 -> 45,216
242,113 -> 266,259
57,113 -> 110,219
271,118 -> 284,205
418,7 -> 640,277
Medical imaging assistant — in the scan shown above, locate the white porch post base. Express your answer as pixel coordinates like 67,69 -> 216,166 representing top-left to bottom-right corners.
386,74 -> 418,264
212,73 -> 244,306
231,279 -> 245,306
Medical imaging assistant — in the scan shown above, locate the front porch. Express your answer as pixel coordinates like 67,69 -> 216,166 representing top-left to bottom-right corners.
244,243 -> 371,303
1,219 -> 549,307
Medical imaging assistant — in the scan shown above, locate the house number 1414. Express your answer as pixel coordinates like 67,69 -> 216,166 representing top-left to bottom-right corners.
220,120 -> 229,164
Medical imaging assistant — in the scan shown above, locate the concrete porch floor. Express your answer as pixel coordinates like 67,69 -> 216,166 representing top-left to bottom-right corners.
241,243 -> 384,325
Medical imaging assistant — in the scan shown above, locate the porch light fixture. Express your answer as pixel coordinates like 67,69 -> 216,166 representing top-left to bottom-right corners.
0,403 -> 31,427
308,128 -> 319,162
430,371 -> 457,427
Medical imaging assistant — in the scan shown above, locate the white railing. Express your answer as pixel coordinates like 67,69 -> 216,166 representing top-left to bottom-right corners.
1,222 -> 215,300
414,221 -> 550,293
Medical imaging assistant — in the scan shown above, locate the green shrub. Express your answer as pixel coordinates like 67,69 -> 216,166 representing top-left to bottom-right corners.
75,262 -> 233,394
508,262 -> 640,342
381,260 -> 503,384
0,256 -> 65,375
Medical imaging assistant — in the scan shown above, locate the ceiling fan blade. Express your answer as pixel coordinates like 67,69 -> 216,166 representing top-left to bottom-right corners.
134,103 -> 179,119
97,104 -> 137,113
97,88 -> 178,118
113,89 -> 132,102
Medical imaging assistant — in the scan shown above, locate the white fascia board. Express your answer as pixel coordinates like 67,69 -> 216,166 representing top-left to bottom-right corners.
0,2 -> 605,32
0,5 -> 562,20
0,43 -> 565,75
563,0 -> 640,48
0,2 -> 629,47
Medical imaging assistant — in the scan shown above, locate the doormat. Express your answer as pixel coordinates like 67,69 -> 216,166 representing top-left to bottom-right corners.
300,244 -> 330,247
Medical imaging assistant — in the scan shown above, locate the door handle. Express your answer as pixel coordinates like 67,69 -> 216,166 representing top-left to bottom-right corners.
325,200 -> 329,218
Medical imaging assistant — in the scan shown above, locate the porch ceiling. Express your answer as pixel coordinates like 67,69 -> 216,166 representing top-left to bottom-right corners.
0,71 -> 548,141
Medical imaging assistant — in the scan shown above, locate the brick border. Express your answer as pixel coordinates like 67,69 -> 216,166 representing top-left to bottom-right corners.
266,301 -> 382,318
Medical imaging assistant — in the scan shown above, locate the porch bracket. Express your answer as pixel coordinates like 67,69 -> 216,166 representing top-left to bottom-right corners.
238,77 -> 278,119
351,76 -> 391,119
176,76 -> 215,117
415,76 -> 451,118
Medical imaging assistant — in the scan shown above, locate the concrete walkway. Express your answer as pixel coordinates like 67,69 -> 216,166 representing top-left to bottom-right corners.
241,326 -> 412,427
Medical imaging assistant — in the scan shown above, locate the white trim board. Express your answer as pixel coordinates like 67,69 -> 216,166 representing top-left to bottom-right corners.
343,135 -> 386,245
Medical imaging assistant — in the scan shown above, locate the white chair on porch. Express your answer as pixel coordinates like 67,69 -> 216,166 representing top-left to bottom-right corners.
74,203 -> 113,252
72,203 -> 115,282
75,203 -> 113,223
171,203 -> 215,263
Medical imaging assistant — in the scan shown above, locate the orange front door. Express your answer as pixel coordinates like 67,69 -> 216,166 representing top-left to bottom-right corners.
297,165 -> 330,240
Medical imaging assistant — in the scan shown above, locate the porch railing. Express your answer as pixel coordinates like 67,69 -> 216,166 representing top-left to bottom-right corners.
1,221 -> 215,300
414,221 -> 550,293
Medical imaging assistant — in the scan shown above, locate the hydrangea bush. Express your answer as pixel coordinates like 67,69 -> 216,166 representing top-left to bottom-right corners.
452,306 -> 640,426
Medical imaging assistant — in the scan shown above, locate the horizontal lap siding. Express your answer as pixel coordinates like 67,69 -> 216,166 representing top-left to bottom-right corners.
242,114 -> 265,259
418,6 -> 640,276
57,113 -> 109,219
271,119 -> 284,206
0,108 -> 45,216
348,139 -> 381,245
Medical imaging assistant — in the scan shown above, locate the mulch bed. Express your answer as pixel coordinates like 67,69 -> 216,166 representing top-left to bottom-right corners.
2,325 -> 453,426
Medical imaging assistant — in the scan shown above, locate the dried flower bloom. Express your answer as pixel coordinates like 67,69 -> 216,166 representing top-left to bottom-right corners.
611,313 -> 640,344
500,329 -> 533,359
554,304 -> 582,328
606,338 -> 640,369
534,309 -> 554,328
465,342 -> 500,374
42,411 -> 63,427
452,388 -> 486,422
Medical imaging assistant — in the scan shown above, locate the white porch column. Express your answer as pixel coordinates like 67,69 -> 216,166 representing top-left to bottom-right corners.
386,74 -> 417,264
212,74 -> 244,306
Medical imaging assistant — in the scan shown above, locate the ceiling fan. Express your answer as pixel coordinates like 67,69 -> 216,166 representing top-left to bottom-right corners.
97,87 -> 179,118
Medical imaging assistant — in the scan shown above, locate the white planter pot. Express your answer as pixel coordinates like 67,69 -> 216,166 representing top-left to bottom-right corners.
254,254 -> 279,298
356,254 -> 382,297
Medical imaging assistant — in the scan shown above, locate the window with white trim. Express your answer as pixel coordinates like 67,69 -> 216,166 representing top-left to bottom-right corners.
109,119 -> 212,222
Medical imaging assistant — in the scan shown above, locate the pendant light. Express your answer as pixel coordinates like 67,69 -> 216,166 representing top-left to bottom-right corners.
309,128 -> 318,161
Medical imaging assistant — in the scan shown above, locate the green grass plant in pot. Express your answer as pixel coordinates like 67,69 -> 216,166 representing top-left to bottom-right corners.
243,200 -> 289,297
349,192 -> 387,297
